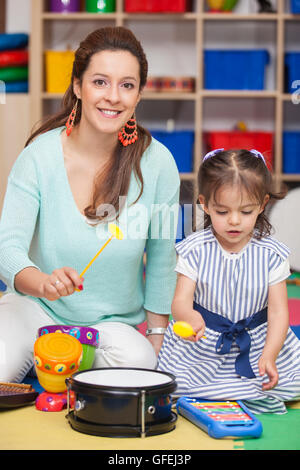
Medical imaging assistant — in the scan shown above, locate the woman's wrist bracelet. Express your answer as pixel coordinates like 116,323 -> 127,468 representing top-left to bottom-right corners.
146,327 -> 167,336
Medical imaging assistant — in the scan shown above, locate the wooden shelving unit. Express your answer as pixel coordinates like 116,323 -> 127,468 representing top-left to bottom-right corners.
29,0 -> 300,203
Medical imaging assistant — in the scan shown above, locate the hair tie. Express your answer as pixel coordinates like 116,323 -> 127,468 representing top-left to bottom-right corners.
202,148 -> 224,162
202,147 -> 267,167
249,149 -> 267,166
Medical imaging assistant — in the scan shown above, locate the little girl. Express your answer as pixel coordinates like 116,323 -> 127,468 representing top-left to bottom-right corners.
158,148 -> 300,414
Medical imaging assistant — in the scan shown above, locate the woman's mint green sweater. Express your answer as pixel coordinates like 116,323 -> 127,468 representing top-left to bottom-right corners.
0,127 -> 180,326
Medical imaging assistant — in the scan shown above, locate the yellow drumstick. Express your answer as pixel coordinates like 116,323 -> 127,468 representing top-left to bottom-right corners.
75,224 -> 123,292
173,321 -> 206,339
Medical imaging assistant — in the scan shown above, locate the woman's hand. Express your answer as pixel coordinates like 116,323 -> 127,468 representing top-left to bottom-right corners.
258,355 -> 279,391
147,334 -> 165,357
39,267 -> 84,301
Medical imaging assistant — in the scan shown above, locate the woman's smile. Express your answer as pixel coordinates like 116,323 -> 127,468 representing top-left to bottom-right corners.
98,108 -> 122,118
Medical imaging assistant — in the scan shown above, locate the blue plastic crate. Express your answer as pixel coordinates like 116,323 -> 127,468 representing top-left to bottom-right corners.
285,52 -> 300,94
204,49 -> 270,90
0,280 -> 7,292
151,130 -> 194,173
283,131 -> 300,173
291,0 -> 300,13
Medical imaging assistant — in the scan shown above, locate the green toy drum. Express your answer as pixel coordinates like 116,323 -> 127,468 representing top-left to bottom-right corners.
37,325 -> 99,371
85,0 -> 116,12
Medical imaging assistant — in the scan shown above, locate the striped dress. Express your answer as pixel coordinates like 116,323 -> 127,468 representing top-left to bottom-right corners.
157,228 -> 300,414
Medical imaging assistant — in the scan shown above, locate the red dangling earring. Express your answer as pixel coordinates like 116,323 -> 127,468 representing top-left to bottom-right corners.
118,114 -> 138,146
66,99 -> 78,136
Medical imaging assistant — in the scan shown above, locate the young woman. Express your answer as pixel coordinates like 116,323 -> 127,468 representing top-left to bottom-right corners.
0,27 -> 180,383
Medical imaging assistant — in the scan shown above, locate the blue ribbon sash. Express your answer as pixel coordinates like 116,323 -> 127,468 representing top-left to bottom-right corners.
193,302 -> 267,379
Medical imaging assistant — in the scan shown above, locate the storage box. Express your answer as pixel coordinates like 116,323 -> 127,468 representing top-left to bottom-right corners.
0,280 -> 6,292
50,0 -> 80,12
291,0 -> 300,13
85,0 -> 115,12
283,131 -> 300,173
285,52 -> 300,94
204,50 -> 270,90
151,130 -> 194,172
45,50 -> 74,93
124,0 -> 190,12
204,131 -> 274,169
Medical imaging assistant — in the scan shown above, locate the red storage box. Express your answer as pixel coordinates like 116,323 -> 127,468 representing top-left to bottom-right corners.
124,0 -> 190,12
204,131 -> 274,170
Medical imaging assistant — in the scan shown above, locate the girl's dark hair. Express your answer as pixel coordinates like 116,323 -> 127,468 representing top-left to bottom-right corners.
197,149 -> 287,238
25,26 -> 151,222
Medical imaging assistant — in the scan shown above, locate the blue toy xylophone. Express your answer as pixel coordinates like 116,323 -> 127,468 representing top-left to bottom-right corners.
176,397 -> 263,439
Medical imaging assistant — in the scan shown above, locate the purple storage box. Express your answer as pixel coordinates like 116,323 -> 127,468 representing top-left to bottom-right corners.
49,0 -> 80,12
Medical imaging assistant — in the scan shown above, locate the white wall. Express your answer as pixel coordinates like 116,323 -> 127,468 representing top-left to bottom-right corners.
6,0 -> 31,33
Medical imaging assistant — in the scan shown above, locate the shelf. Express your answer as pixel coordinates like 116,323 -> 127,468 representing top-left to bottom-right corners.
121,13 -> 197,21
42,12 -> 197,21
30,0 -> 300,191
42,91 -> 282,100
201,13 -> 279,21
178,173 -> 195,181
282,93 -> 295,101
283,14 -> 300,20
281,174 -> 300,181
41,12 -> 300,22
142,92 -> 197,100
42,91 -> 197,100
42,12 -> 118,20
201,90 -> 279,98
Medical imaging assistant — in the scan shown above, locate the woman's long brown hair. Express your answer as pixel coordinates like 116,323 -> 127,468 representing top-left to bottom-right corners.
25,27 -> 151,222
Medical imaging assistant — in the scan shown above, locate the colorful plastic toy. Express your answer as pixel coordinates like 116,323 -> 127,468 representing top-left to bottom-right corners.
173,321 -> 206,339
37,325 -> 99,371
35,390 -> 76,412
176,397 -> 263,439
34,332 -> 82,411
206,0 -> 239,12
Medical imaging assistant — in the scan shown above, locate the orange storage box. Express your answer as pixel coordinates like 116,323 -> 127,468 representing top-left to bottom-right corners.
45,50 -> 74,93
204,131 -> 274,170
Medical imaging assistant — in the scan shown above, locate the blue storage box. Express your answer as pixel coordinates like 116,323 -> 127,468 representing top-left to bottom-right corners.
291,0 -> 300,13
0,280 -> 7,292
151,130 -> 194,173
285,53 -> 300,94
204,50 -> 270,90
283,131 -> 300,173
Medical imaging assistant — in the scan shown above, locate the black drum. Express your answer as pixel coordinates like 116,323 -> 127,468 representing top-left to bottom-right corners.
65,367 -> 177,438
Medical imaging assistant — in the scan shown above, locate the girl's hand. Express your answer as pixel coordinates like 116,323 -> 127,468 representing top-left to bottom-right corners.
39,267 -> 84,301
174,312 -> 206,342
186,312 -> 206,342
258,356 -> 279,391
171,274 -> 205,342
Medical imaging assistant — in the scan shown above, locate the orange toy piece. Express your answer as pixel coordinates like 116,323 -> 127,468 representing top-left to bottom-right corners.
34,332 -> 83,393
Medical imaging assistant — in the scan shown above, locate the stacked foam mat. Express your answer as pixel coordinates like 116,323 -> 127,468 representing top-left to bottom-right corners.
0,33 -> 29,93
